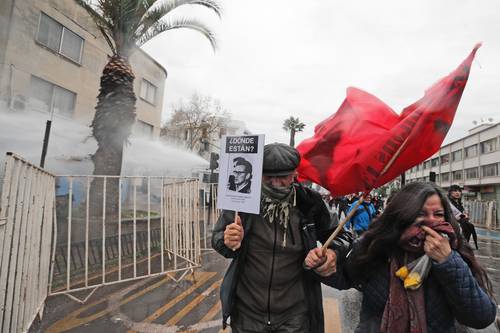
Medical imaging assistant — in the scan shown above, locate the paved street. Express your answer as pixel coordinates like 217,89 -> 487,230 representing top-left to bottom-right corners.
33,229 -> 499,333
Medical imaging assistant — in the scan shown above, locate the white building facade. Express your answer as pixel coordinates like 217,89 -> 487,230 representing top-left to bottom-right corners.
405,122 -> 500,215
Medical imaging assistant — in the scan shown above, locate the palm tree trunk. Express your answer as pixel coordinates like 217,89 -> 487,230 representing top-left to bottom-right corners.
90,55 -> 136,217
289,129 -> 296,147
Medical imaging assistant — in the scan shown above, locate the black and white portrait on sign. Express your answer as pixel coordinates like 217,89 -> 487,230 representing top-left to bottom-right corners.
217,134 -> 264,214
228,156 -> 252,194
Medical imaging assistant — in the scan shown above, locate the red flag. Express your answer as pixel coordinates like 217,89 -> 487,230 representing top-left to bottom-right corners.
297,44 -> 481,196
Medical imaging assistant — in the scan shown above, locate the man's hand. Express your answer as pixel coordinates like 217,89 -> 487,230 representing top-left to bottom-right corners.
224,215 -> 244,251
422,226 -> 452,264
304,248 -> 337,277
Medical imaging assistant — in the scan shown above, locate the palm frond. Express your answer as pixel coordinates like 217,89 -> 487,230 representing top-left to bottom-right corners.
135,0 -> 221,41
137,17 -> 217,50
75,0 -> 117,53
146,0 -> 221,20
283,116 -> 305,132
77,0 -> 219,54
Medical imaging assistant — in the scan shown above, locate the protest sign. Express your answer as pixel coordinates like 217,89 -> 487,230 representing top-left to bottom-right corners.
217,134 -> 264,214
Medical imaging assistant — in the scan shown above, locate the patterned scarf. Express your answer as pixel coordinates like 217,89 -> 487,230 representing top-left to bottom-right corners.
261,183 -> 296,247
381,220 -> 457,333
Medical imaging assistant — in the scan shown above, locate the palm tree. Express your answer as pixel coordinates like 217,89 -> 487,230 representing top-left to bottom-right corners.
78,0 -> 221,177
283,116 -> 305,147
77,0 -> 221,214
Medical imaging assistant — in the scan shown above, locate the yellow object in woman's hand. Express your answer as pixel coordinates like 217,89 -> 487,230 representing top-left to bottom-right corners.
403,272 -> 423,289
395,266 -> 409,280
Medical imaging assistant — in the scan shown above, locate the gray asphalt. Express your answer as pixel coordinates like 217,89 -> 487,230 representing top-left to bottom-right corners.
31,229 -> 499,333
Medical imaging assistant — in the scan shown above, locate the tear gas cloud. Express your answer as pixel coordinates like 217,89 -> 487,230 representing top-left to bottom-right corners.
0,108 -> 208,177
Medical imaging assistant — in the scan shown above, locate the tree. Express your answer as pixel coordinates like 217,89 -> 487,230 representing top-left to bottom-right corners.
77,0 -> 221,177
77,0 -> 221,214
161,93 -> 229,153
282,116 -> 305,147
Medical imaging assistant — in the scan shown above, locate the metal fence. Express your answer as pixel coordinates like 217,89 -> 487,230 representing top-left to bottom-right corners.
464,199 -> 499,230
49,176 -> 203,301
0,153 -> 56,333
0,157 -> 222,332
199,183 -> 220,250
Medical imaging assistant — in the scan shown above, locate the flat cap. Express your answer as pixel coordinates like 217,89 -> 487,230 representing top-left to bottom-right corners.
263,143 -> 300,176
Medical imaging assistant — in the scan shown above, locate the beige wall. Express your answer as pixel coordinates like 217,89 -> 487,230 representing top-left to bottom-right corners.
0,0 -> 14,69
0,0 -> 166,137
131,50 -> 166,137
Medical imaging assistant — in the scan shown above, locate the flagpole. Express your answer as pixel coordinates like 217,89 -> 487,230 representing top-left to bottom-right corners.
321,136 -> 410,254
321,195 -> 364,254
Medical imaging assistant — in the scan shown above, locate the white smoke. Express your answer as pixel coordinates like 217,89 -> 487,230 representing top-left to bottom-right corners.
0,109 -> 208,177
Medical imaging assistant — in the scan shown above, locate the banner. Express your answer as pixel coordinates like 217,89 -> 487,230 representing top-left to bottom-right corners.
297,44 -> 481,195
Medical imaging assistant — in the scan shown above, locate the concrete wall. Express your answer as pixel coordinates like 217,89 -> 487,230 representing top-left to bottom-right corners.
0,0 -> 166,137
0,0 -> 15,73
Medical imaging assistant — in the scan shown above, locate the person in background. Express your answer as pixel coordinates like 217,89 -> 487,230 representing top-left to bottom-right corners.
345,193 -> 377,237
373,194 -> 384,214
348,193 -> 358,205
212,143 -> 352,333
448,184 -> 478,249
337,196 -> 349,219
343,182 -> 496,332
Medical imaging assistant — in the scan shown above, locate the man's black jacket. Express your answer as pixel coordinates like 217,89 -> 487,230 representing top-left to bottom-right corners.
212,183 -> 353,333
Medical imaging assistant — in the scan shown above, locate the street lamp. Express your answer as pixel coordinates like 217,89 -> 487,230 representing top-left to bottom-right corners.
40,109 -> 54,168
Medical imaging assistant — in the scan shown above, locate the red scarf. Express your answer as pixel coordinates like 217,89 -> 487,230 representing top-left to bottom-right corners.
380,220 -> 456,333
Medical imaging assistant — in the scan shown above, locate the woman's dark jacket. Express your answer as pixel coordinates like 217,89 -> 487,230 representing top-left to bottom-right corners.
212,183 -> 352,333
344,239 -> 497,332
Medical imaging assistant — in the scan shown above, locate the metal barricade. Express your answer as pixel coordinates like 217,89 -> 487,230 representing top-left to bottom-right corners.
0,153 -> 56,333
464,199 -> 499,230
49,175 -> 202,302
199,183 -> 220,250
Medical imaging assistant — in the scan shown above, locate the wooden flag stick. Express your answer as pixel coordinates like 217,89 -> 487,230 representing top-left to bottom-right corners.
380,135 -> 411,176
321,195 -> 364,254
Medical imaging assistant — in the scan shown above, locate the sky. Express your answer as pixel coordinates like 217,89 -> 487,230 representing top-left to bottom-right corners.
143,0 -> 500,146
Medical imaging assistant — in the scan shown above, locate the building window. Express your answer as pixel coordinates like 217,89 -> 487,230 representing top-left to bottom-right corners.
441,172 -> 449,182
140,79 -> 157,105
431,158 -> 439,167
29,76 -> 76,117
416,164 -> 420,171
423,160 -> 431,169
465,167 -> 479,179
480,138 -> 498,154
464,144 -> 478,158
451,149 -> 462,162
440,154 -> 449,165
134,120 -> 154,138
481,163 -> 498,177
36,13 -> 84,63
452,170 -> 463,181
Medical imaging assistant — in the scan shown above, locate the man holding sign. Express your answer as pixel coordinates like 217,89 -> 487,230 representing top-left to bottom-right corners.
212,143 -> 352,333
